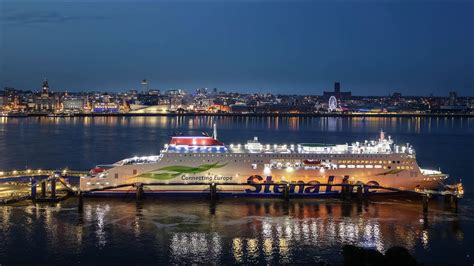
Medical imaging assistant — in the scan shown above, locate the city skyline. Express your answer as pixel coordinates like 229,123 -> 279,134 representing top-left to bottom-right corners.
3,78 -> 471,98
1,1 -> 473,95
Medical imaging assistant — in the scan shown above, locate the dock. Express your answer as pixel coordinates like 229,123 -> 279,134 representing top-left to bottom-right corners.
0,169 -> 84,204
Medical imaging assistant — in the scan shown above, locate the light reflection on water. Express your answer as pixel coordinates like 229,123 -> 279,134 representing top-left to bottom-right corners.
0,198 -> 471,264
0,115 -> 472,131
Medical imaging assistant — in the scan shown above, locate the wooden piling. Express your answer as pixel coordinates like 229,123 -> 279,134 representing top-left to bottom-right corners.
136,184 -> 144,201
283,184 -> 290,201
341,176 -> 350,201
41,181 -> 46,198
444,194 -> 459,212
357,185 -> 363,200
453,196 -> 459,213
422,194 -> 429,213
30,179 -> 37,200
78,192 -> 83,212
341,184 -> 351,201
50,179 -> 56,198
444,194 -> 452,203
210,183 -> 217,201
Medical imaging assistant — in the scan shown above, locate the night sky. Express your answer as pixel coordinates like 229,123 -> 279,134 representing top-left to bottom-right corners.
1,1 -> 473,96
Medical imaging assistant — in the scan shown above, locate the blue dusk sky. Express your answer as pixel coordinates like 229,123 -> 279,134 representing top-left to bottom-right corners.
0,1 -> 473,96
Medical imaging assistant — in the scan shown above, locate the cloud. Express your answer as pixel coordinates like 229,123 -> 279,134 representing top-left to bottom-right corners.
0,10 -> 110,26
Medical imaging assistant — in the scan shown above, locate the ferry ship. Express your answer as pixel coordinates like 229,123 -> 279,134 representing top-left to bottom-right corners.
81,125 -> 449,197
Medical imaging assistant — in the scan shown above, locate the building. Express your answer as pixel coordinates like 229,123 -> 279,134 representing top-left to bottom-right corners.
63,98 -> 84,112
196,88 -> 208,96
93,102 -> 119,113
129,104 -> 170,114
34,79 -> 57,112
165,89 -> 186,96
229,103 -> 250,113
449,91 -> 457,106
141,79 -> 148,91
323,82 -> 352,99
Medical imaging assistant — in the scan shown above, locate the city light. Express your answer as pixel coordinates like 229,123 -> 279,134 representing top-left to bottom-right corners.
1,80 -> 471,116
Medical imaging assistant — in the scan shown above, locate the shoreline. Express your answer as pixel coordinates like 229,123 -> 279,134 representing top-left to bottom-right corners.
4,112 -> 474,118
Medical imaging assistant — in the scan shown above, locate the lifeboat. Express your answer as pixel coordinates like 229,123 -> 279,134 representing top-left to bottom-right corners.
89,167 -> 105,175
89,165 -> 114,176
303,159 -> 321,165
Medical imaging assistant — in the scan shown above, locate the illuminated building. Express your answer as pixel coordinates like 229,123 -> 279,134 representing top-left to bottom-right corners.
93,102 -> 119,113
34,79 -> 58,112
63,98 -> 85,112
323,82 -> 352,99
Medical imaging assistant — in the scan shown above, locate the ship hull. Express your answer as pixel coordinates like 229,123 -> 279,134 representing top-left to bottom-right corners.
82,175 -> 443,198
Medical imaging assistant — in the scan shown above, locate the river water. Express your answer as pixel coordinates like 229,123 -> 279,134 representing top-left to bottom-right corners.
0,116 -> 473,265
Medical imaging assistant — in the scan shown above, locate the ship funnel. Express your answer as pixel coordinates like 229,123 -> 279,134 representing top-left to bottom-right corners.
213,123 -> 217,140
379,129 -> 385,141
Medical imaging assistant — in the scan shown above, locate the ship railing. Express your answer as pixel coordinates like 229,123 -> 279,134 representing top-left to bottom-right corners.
420,169 -> 443,175
0,169 -> 89,179
82,182 -> 408,194
81,181 -> 464,201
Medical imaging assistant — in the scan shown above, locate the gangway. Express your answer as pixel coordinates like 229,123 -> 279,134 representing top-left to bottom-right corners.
0,169 -> 86,203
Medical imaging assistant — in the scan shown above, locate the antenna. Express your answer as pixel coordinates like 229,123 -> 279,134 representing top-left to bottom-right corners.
213,123 -> 217,140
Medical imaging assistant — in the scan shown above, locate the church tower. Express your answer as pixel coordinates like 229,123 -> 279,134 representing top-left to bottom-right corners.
41,78 -> 49,98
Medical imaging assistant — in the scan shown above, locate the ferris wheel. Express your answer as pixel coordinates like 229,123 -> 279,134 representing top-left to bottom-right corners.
328,96 -> 338,112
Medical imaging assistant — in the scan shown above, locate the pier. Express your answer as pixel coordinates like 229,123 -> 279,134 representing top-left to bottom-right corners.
0,169 -> 85,204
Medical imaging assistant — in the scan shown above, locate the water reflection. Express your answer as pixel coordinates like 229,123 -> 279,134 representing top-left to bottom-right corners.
170,232 -> 222,264
0,198 -> 471,264
1,116 -> 474,137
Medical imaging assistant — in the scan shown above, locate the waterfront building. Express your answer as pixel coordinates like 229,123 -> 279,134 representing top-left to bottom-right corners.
34,79 -> 58,112
63,98 -> 85,112
208,104 -> 230,113
93,102 -> 119,113
323,82 -> 352,99
449,91 -> 457,106
129,104 -> 170,114
230,103 -> 250,113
